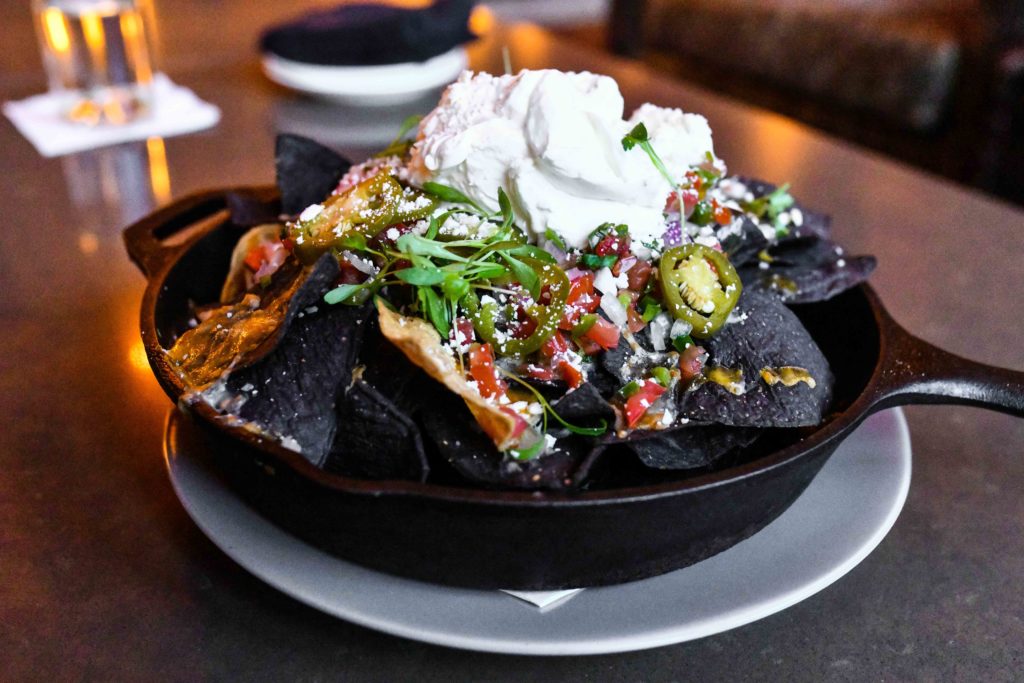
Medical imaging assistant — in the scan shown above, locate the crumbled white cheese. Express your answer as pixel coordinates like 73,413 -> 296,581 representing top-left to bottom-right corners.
299,203 -> 324,222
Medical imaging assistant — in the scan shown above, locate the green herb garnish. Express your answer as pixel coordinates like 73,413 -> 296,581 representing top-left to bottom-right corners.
621,122 -> 676,189
544,228 -> 568,252
376,114 -> 422,158
580,253 -> 618,270
672,334 -> 695,352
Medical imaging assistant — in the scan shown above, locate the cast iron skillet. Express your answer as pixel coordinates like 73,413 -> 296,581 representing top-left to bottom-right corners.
125,188 -> 1024,590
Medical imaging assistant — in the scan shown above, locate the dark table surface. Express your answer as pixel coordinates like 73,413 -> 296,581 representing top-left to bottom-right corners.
2,3 -> 1023,681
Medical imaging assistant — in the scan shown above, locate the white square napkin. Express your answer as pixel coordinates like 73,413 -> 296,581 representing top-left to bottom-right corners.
3,73 -> 220,157
501,588 -> 584,610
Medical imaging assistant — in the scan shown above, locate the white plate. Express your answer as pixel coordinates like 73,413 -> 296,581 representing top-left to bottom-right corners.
260,47 -> 467,105
164,408 -> 911,655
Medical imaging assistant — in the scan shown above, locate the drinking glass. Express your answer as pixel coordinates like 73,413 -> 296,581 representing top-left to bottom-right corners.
32,0 -> 158,125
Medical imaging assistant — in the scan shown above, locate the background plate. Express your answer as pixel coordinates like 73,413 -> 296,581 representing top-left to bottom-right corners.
164,408 -> 911,655
260,47 -> 467,105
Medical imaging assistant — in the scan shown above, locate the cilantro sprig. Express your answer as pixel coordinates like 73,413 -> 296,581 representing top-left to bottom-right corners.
621,122 -> 677,189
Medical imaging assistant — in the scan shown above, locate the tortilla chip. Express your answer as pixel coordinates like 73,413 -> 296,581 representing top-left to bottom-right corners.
207,299 -> 372,466
722,216 -> 770,268
548,382 -> 616,439
227,191 -> 282,228
419,386 -> 585,490
275,134 -> 351,215
324,379 -> 429,482
375,301 -> 528,451
675,288 -> 834,427
624,425 -> 762,470
740,237 -> 877,303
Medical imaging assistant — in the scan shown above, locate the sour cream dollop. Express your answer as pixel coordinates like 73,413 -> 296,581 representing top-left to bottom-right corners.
407,69 -> 717,248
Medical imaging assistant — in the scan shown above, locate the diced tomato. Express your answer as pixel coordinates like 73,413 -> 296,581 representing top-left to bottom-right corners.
681,188 -> 699,214
559,273 -> 600,329
594,232 -> 631,258
624,380 -> 667,428
245,239 -> 290,283
685,170 -> 703,192
540,330 -> 572,360
583,317 -> 619,350
679,344 -> 707,383
575,336 -> 603,356
244,247 -> 264,272
468,343 -> 507,399
712,198 -> 732,225
626,304 -> 646,334
334,259 -> 365,285
666,188 -> 700,215
449,317 -> 475,349
510,310 -> 538,339
522,364 -> 555,382
626,260 -> 653,292
557,360 -> 584,389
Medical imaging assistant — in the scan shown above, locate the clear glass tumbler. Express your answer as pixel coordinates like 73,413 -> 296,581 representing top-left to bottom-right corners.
32,0 -> 158,125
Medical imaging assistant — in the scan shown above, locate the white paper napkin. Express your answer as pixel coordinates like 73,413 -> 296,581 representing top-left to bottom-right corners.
501,588 -> 584,610
3,73 -> 220,157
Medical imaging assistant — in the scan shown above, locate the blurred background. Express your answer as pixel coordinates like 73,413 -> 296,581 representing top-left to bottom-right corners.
5,0 -> 1021,206
561,0 -> 1024,207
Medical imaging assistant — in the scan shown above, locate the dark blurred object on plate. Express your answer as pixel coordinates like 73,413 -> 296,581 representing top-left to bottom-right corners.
260,0 -> 476,66
606,0 -> 1024,206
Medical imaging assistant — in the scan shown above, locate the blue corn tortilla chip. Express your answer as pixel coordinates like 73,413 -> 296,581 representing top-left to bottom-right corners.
623,425 -> 763,470
185,255 -> 371,465
548,382 -> 616,439
215,302 -> 370,465
275,134 -> 351,215
675,288 -> 834,427
739,237 -> 877,303
419,386 -> 588,491
324,379 -> 429,482
227,191 -> 282,228
721,216 -> 769,267
260,1 -> 475,67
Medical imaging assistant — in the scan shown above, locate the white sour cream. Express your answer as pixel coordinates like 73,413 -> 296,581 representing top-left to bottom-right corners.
407,69 -> 717,248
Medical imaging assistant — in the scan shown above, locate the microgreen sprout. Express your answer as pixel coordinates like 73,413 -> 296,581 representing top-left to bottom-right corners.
375,114 -> 422,158
621,122 -> 677,189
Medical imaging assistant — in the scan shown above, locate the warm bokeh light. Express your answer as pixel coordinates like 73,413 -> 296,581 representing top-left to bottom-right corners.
146,137 -> 171,205
80,11 -> 108,75
42,7 -> 70,53
469,4 -> 495,36
78,232 -> 100,255
121,9 -> 153,83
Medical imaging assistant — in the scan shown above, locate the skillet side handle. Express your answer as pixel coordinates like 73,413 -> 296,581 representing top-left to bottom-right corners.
122,186 -> 278,278
869,314 -> 1024,418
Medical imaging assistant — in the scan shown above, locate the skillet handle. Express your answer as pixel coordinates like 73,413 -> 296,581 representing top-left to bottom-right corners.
869,311 -> 1024,418
122,186 -> 277,278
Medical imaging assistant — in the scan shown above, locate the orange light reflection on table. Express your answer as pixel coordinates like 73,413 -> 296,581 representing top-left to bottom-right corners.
146,137 -> 172,205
